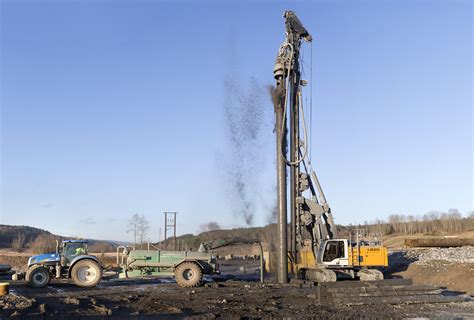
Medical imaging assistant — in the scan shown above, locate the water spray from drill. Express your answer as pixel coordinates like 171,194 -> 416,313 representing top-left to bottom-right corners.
222,76 -> 268,226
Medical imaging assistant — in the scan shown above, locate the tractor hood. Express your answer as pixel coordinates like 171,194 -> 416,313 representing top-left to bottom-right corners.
28,253 -> 60,267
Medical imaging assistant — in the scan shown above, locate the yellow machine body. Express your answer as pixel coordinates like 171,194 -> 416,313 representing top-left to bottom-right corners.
292,239 -> 388,273
349,246 -> 388,267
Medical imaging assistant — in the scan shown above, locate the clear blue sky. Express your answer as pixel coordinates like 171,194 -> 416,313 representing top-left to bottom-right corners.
1,0 -> 472,242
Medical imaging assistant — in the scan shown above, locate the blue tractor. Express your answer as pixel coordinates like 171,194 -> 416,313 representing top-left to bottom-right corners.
16,240 -> 102,288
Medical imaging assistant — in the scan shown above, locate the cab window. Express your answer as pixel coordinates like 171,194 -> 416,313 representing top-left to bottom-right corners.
64,243 -> 86,256
323,241 -> 345,262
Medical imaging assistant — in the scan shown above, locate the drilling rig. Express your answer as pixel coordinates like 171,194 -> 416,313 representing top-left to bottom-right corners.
272,11 -> 388,284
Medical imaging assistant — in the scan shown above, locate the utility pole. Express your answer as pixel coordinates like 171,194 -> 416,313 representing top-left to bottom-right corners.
164,212 -> 178,250
173,212 -> 177,250
164,213 -> 167,248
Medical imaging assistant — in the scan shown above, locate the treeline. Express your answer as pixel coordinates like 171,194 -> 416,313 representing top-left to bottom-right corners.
349,209 -> 474,236
159,209 -> 474,251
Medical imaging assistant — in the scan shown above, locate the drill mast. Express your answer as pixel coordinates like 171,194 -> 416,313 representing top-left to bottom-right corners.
273,11 -> 338,283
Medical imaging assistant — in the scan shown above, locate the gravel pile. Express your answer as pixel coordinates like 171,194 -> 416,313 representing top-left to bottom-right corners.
405,246 -> 474,266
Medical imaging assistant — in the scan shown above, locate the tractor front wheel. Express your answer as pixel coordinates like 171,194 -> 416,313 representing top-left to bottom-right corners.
174,262 -> 203,287
71,259 -> 102,287
25,265 -> 51,288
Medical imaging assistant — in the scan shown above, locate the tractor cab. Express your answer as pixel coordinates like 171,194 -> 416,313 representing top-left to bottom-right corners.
61,240 -> 88,266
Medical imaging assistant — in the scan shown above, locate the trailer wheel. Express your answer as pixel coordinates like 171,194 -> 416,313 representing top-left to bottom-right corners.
174,262 -> 203,288
25,265 -> 51,288
71,259 -> 102,287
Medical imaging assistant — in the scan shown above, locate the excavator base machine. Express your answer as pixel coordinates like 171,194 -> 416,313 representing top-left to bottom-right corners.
272,10 -> 388,283
295,239 -> 387,282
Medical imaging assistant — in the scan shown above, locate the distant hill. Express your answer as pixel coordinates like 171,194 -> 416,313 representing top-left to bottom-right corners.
0,224 -> 54,248
0,224 -> 122,253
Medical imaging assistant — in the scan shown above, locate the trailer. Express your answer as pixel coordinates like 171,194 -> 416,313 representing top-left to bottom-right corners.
117,246 -> 219,287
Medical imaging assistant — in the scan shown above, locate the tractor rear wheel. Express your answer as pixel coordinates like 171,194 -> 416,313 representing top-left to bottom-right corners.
25,265 -> 51,288
71,259 -> 102,287
174,262 -> 203,287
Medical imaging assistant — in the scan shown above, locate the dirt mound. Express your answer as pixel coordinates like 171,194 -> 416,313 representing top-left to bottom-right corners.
1,293 -> 35,311
389,247 -> 474,295
394,262 -> 474,295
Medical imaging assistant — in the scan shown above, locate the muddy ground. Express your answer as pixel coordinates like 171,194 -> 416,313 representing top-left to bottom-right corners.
2,281 -> 474,319
1,259 -> 473,319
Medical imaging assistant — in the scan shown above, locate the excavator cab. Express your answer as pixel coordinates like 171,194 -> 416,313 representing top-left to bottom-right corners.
318,238 -> 388,269
321,240 -> 350,267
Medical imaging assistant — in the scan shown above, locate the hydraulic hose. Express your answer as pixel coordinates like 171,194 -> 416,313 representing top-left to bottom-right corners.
279,41 -> 309,166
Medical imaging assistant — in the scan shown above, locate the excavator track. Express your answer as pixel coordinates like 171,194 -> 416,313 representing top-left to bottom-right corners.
356,269 -> 384,281
303,268 -> 337,283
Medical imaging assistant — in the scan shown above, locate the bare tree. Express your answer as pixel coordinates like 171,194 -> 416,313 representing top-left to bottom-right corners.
127,213 -> 150,247
127,213 -> 139,245
137,215 -> 150,245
